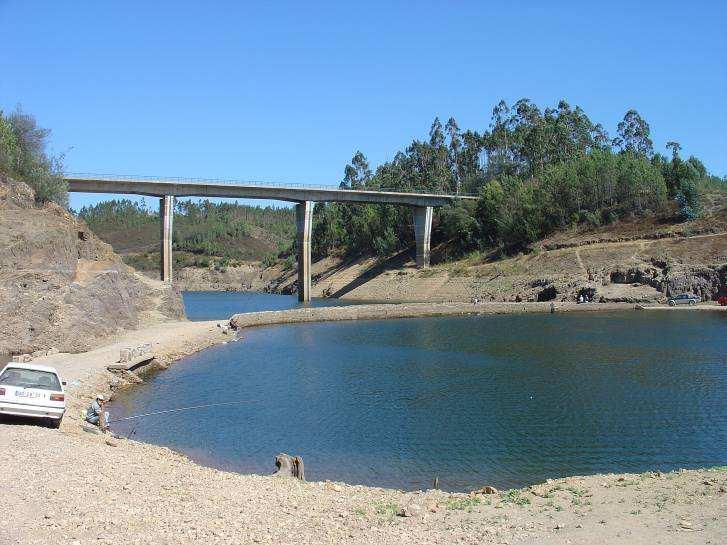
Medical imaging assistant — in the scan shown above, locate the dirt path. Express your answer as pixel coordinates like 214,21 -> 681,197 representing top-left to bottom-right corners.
574,248 -> 588,277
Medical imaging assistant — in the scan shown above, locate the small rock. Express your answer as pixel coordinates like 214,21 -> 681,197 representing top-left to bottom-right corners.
105,438 -> 119,447
554,523 -> 565,530
397,503 -> 423,517
479,485 -> 498,495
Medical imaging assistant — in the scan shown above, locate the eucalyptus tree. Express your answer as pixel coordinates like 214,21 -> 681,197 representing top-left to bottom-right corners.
613,109 -> 654,157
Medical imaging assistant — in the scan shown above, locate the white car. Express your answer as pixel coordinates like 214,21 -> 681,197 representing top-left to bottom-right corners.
0,363 -> 66,428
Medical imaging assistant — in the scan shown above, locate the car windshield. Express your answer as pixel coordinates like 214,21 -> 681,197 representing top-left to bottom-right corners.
0,368 -> 61,391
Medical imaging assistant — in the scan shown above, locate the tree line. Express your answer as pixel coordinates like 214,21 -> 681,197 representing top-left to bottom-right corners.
79,199 -> 295,264
4,103 -> 724,267
314,99 -> 724,257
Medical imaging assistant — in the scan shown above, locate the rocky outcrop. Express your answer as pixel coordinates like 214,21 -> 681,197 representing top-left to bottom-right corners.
0,175 -> 185,356
536,285 -> 558,301
604,262 -> 726,301
174,263 -> 270,292
661,264 -> 727,300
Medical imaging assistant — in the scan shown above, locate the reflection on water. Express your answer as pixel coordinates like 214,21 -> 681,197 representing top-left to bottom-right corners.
109,307 -> 727,491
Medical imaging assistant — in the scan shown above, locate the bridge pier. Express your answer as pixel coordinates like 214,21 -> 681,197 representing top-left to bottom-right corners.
413,205 -> 433,268
296,201 -> 313,302
160,195 -> 174,283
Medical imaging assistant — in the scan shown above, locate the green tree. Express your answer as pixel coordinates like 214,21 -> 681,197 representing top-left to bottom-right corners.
613,109 -> 653,156
0,107 -> 67,206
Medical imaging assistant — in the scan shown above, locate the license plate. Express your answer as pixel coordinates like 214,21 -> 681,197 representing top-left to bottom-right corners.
15,391 -> 42,399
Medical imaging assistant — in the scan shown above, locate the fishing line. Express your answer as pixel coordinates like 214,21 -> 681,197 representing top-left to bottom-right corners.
109,400 -> 255,424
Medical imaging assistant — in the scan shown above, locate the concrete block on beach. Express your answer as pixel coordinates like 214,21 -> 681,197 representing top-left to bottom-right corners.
109,343 -> 155,371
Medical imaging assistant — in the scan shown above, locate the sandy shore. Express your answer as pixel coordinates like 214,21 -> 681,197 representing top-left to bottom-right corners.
2,303 -> 726,544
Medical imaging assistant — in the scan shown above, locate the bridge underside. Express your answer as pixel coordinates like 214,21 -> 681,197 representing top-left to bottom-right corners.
66,177 -> 460,301
157,199 -> 433,302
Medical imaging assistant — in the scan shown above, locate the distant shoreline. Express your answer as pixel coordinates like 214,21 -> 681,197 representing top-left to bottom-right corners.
229,300 -> 726,330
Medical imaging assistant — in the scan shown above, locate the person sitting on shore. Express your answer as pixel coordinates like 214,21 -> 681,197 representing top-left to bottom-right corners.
85,394 -> 108,429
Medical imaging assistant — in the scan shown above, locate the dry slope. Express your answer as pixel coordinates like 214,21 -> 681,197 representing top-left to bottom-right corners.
268,198 -> 727,304
0,175 -> 185,356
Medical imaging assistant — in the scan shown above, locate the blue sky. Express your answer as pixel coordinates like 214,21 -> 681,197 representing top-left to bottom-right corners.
1,1 -> 725,211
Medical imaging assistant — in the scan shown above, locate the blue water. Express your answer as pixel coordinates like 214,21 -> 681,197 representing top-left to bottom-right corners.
110,304 -> 727,491
182,291 -> 361,321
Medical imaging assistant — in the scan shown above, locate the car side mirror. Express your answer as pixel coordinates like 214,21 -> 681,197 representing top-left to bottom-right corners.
62,381 -> 67,386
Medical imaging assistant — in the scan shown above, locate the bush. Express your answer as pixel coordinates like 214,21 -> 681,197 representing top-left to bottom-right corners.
439,203 -> 479,254
602,209 -> 619,224
0,107 -> 67,207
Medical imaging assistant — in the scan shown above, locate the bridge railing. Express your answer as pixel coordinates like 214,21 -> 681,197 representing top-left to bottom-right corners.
66,172 -> 479,198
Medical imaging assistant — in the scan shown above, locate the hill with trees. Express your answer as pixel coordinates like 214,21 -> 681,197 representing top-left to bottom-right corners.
313,99 -> 724,260
78,199 -> 296,273
3,101 -> 724,302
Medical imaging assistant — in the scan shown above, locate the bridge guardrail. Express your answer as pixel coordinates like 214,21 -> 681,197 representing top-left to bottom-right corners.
66,173 -> 479,198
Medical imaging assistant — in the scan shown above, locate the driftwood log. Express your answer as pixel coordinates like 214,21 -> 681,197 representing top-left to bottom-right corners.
273,453 -> 305,481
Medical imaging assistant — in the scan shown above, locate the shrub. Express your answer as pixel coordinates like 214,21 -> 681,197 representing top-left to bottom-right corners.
675,190 -> 700,221
0,107 -> 68,207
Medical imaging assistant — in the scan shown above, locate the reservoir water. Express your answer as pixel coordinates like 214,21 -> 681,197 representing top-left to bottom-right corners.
182,291 -> 361,321
109,297 -> 727,491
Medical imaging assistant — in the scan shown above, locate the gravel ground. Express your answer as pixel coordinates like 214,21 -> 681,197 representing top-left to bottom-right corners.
3,310 -> 726,544
1,424 -> 725,545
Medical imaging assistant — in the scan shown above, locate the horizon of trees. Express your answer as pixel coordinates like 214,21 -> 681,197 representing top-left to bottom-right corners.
79,199 -> 296,266
4,102 -> 725,268
314,99 -> 725,257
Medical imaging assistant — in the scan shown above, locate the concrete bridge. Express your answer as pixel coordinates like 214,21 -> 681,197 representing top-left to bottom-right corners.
66,174 -> 475,301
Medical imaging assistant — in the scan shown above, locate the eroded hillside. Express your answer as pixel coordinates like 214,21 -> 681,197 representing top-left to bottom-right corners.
268,195 -> 727,304
0,175 -> 185,355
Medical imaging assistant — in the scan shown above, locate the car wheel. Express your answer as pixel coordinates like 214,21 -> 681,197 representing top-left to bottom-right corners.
669,300 -> 675,306
689,300 -> 696,306
48,417 -> 62,429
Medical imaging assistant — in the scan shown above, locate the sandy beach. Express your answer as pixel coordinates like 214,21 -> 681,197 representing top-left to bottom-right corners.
2,302 -> 726,544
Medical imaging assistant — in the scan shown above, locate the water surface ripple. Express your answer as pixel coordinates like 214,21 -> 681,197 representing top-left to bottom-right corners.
109,308 -> 727,491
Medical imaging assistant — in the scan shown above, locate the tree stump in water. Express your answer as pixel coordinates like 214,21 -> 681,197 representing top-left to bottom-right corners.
273,453 -> 305,481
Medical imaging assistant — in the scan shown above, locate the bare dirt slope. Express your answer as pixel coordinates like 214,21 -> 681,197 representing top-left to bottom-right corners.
269,198 -> 727,304
0,175 -> 185,356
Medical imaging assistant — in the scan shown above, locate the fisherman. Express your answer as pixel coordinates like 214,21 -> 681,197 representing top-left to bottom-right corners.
85,394 -> 108,430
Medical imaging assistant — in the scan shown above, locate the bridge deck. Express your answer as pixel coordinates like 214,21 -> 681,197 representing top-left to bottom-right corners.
65,176 -> 475,206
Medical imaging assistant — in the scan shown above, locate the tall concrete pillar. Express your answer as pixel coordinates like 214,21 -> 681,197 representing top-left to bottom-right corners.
160,195 -> 174,283
413,205 -> 433,269
296,200 -> 314,302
